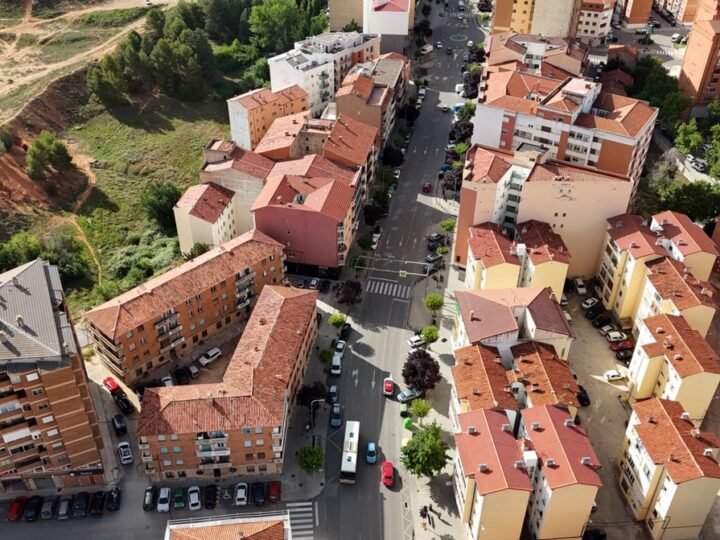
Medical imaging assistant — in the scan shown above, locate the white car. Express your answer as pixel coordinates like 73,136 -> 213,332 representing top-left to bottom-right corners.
157,487 -> 171,512
467,40 -> 474,47
417,86 -> 426,98
573,278 -> 587,295
581,297 -> 599,310
335,340 -> 347,356
393,169 -> 401,179
560,294 -> 568,306
161,375 -> 173,387
436,41 -> 443,48
188,363 -> 201,378
198,346 -> 222,367
187,486 -> 201,511
407,335 -> 426,348
603,369 -> 625,382
606,331 -> 628,342
599,324 -> 618,336
117,442 -> 133,465
234,482 -> 248,506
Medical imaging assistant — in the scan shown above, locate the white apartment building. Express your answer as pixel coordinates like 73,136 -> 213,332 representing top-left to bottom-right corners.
577,0 -> 614,45
618,398 -> 720,540
363,0 -> 412,53
173,183 -> 239,255
269,32 -> 381,115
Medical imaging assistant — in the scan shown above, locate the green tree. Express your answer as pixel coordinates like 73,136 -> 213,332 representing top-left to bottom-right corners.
420,325 -> 439,344
0,231 -> 42,271
174,0 -> 205,30
0,125 -> 12,152
658,180 -> 720,224
423,293 -> 443,313
249,0 -> 306,54
436,245 -> 449,255
328,312 -> 347,329
440,218 -> 456,232
297,445 -> 324,473
25,131 -> 72,178
87,53 -> 127,105
296,381 -> 327,408
342,18 -> 362,32
401,422 -> 449,478
141,182 -> 182,232
185,243 -> 210,259
454,142 -> 470,156
319,348 -> 333,365
309,12 -> 328,35
410,398 -> 431,424
421,3 -> 431,16
456,102 -> 476,122
143,7 -> 166,52
675,119 -> 703,154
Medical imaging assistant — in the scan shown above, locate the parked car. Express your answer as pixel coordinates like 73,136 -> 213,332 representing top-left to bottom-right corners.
117,442 -> 133,465
577,385 -> 591,407
616,349 -> 633,363
40,497 -> 58,520
204,484 -> 218,509
252,482 -> 266,506
143,486 -> 156,511
339,323 -> 352,340
599,324 -> 618,336
234,483 -> 248,506
383,376 -> 394,396
7,496 -> 27,521
397,387 -> 423,403
428,232 -> 445,242
560,294 -> 568,306
407,335 -> 426,349
106,487 -> 121,512
573,278 -> 587,295
267,480 -> 281,503
584,304 -> 605,320
330,354 -> 342,376
603,369 -> 626,382
606,330 -> 628,342
319,279 -> 331,293
102,376 -> 122,395
157,488 -> 171,512
89,492 -> 105,517
161,374 -> 173,387
72,492 -> 89,518
425,252 -> 443,264
592,314 -> 612,328
381,461 -> 395,487
187,486 -> 202,511
172,487 -> 185,510
581,297 -> 599,310
114,392 -> 134,415
172,367 -> 190,385
366,442 -> 378,464
111,414 -> 127,436
328,384 -> 338,403
422,182 -> 432,193
330,403 -> 343,428
611,339 -> 635,352
198,347 -> 222,367
188,363 -> 201,378
23,495 -> 43,522
56,496 -> 72,520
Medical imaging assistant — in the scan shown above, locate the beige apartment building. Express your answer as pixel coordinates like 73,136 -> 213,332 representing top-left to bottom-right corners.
227,85 -> 308,151
464,222 -> 522,291
628,314 -> 720,421
137,286 -> 317,480
577,0 -> 615,45
679,18 -> 720,109
695,0 -> 720,21
455,145 -> 633,277
515,220 -> 571,301
0,260 -> 104,492
453,408 -> 532,540
493,0 -> 582,37
618,398 -> 720,539
335,73 -> 394,143
85,230 -> 285,385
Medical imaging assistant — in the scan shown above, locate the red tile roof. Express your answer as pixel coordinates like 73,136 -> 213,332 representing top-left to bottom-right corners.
640,314 -> 720,378
488,32 -> 588,78
175,182 -> 235,224
516,220 -> 571,265
337,73 -> 375,101
137,286 -> 317,436
254,111 -> 315,156
575,92 -> 656,137
168,518 -> 286,540
645,258 -> 718,311
526,158 -> 630,183
201,147 -> 274,180
464,145 -> 513,184
452,345 -> 519,411
606,214 -> 665,259
522,405 -> 603,489
467,222 -> 521,268
85,230 -> 283,341
455,409 -> 532,495
323,114 -> 379,168
228,85 -> 307,110
269,154 -> 359,188
508,342 -> 580,409
371,0 -> 409,12
632,398 -> 720,484
652,211 -> 719,257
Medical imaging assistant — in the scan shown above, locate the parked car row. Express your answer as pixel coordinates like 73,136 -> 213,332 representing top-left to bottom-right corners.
6,489 -> 122,522
143,481 -> 281,513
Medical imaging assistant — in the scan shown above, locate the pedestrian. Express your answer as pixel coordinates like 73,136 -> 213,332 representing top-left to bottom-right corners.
429,504 -> 433,513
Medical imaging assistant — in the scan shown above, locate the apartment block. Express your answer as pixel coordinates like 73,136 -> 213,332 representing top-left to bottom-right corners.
515,220 -> 571,301
620,0 -> 653,26
453,409 -> 531,540
520,405 -> 603,540
255,111 -> 334,160
453,287 -> 575,362
594,212 -> 718,324
628,314 -> 720,421
227,86 -> 308,150
492,0 -> 582,37
450,344 -> 520,433
464,223 -> 522,291
335,73 -> 394,143
174,183 -> 239,256
362,0 -> 413,53
679,18 -> 720,109
577,0 -> 615,45
634,257 -> 717,337
347,51 -> 410,107
472,73 -> 658,189
164,513 -> 290,540
268,32 -> 381,115
0,260 -> 103,492
85,230 -> 285,384
618,398 -> 720,539
695,0 -> 720,22
656,0 -> 700,23
455,145 -> 632,277
137,286 -> 317,480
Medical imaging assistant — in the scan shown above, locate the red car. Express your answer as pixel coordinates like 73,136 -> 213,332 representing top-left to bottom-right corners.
383,377 -> 394,396
422,182 -> 432,193
266,480 -> 281,503
611,339 -> 634,352
102,377 -> 121,395
6,496 -> 27,521
381,461 -> 394,487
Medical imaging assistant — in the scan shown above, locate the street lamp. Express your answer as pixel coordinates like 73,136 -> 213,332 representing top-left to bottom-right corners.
309,399 -> 325,431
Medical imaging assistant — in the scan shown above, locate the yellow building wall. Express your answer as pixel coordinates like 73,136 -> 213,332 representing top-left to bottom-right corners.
677,304 -> 715,338
461,477 -> 476,523
648,477 -> 720,540
630,353 -> 664,401
614,254 -> 655,321
474,489 -> 530,540
539,484 -> 598,539
683,251 -> 716,282
671,373 -> 720,422
329,0 -> 363,31
527,261 -> 568,302
484,263 -> 521,290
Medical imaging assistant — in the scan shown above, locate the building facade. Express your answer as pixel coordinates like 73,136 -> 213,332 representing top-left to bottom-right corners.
85,230 -> 285,384
492,0 -> 582,37
362,0 -> 413,53
619,0 -> 653,26
174,183 -> 239,256
329,0 -> 364,31
335,73 -> 394,143
0,260 -> 104,492
679,18 -> 720,111
577,0 -> 615,45
464,223 -> 522,291
137,286 -> 317,480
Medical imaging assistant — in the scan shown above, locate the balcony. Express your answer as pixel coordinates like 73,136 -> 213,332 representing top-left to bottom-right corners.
236,297 -> 252,311
196,432 -> 229,444
157,323 -> 182,339
138,440 -> 149,450
15,455 -> 42,472
196,448 -> 231,458
155,310 -> 179,328
321,91 -> 330,100
337,242 -> 347,253
141,451 -> 153,463
319,71 -> 329,79
320,80 -> 330,89
236,270 -> 256,285
198,461 -> 233,470
160,336 -> 185,354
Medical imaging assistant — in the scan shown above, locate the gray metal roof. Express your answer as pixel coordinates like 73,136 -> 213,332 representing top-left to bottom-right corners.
0,259 -> 75,371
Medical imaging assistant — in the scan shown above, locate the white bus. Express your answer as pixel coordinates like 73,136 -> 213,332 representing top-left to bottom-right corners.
339,420 -> 360,484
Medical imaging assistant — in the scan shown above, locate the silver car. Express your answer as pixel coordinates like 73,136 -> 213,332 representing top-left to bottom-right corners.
117,442 -> 133,465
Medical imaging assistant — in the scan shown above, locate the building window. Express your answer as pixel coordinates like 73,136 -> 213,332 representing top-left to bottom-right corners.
244,440 -> 252,448
160,447 -> 169,454
32,388 -> 44,396
158,435 -> 166,442
242,428 -> 251,435
258,452 -> 266,460
259,464 -> 267,472
171,434 -> 178,441
41,415 -> 54,424
255,439 -> 264,447
47,429 -> 59,437
140,337 -> 149,345
245,453 -> 254,460
163,459 -> 172,466
176,459 -> 184,466
26,372 -> 39,382
173,447 -> 182,454
247,465 -> 256,473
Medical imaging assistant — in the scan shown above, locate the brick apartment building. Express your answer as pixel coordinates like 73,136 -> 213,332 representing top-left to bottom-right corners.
85,230 -> 285,385
0,260 -> 104,492
136,286 -> 317,480
679,15 -> 720,111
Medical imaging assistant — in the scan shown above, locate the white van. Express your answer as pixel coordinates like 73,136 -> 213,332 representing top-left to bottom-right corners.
671,33 -> 681,43
331,354 -> 342,375
198,347 -> 222,367
407,335 -> 426,348
563,310 -> 573,325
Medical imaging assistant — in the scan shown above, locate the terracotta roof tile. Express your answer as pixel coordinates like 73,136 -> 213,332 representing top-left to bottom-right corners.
269,154 -> 359,187
464,145 -> 513,184
85,230 -> 283,341
322,114 -> 379,168
168,518 -> 286,540
522,405 -> 603,489
137,286 -> 317,435
640,314 -> 720,378
652,211 -> 719,257
337,73 -> 374,101
645,258 -> 718,311
488,32 -> 587,77
201,147 -> 274,180
228,85 -> 307,110
175,182 -> 235,224
467,222 -> 521,268
508,342 -> 580,409
606,214 -> 665,258
632,398 -> 720,484
452,345 -> 519,411
254,111 -> 314,156
526,160 -> 630,183
516,220 -> 571,265
608,44 -> 639,59
575,92 -> 656,137
455,409 -> 532,495
371,0 -> 409,11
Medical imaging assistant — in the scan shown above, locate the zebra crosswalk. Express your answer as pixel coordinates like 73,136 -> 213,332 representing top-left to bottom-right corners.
365,278 -> 412,300
287,501 -> 315,540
